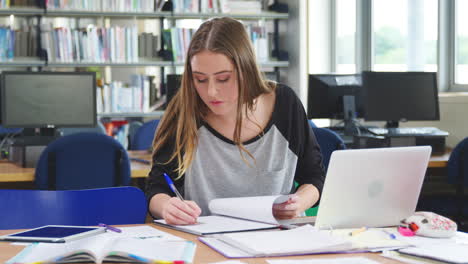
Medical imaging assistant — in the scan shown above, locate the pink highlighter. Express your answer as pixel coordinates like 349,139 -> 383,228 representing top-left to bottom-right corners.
398,222 -> 418,236
398,226 -> 415,236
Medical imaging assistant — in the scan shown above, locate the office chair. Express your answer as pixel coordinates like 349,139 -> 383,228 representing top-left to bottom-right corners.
35,132 -> 131,190
305,121 -> 346,216
130,119 -> 159,151
418,137 -> 468,231
0,187 -> 147,229
127,120 -> 143,149
58,122 -> 107,136
309,120 -> 346,170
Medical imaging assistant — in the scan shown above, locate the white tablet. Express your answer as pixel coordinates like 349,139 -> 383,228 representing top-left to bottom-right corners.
0,225 -> 106,243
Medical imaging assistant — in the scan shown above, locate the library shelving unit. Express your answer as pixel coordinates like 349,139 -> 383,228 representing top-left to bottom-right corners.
0,1 -> 295,120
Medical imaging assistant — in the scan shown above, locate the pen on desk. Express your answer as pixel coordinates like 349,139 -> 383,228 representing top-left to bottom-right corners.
164,173 -> 184,201
98,223 -> 122,233
349,227 -> 367,236
381,229 -> 396,239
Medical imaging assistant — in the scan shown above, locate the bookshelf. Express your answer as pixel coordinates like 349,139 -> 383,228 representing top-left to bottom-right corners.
0,1 -> 298,120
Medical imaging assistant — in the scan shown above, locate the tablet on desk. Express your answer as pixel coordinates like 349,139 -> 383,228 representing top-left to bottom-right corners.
0,225 -> 106,243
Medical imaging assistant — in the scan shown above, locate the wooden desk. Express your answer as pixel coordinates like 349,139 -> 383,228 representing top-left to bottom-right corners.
0,224 -> 401,263
427,149 -> 450,168
0,149 -> 450,183
0,150 -> 151,183
0,149 -> 451,182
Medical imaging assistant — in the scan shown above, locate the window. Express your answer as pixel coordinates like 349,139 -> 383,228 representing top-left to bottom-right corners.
308,0 -> 468,91
455,0 -> 468,84
336,0 -> 356,73
372,0 -> 438,72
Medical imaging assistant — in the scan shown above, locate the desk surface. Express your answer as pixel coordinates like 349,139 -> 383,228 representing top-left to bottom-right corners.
0,224 -> 401,264
0,149 -> 450,183
0,150 -> 151,183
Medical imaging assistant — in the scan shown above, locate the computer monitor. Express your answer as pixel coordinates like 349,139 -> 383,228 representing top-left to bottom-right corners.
308,74 -> 363,135
0,71 -> 96,134
362,71 -> 439,128
308,74 -> 363,119
165,74 -> 181,108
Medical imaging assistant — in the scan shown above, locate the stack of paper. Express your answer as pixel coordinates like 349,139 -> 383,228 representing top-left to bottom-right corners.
200,225 -> 353,258
200,225 -> 413,258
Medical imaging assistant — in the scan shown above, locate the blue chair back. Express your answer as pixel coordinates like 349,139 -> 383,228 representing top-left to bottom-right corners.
309,121 -> 346,170
448,137 -> 468,186
130,119 -> 159,150
417,137 -> 468,231
127,121 -> 143,149
35,132 -> 131,190
0,187 -> 147,229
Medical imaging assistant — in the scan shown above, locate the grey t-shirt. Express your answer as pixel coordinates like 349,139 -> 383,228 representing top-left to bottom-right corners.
145,84 -> 325,216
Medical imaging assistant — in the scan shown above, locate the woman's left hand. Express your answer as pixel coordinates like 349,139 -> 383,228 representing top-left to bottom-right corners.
272,194 -> 301,219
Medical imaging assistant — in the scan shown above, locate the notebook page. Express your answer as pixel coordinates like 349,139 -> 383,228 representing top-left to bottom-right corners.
7,227 -> 184,264
213,225 -> 352,256
267,257 -> 381,264
209,195 -> 289,224
6,234 -> 113,264
105,238 -> 196,263
105,226 -> 184,241
331,228 -> 410,250
399,244 -> 468,264
155,215 -> 276,235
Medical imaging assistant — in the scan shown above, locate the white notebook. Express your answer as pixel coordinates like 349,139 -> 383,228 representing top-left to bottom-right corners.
7,227 -> 195,264
200,226 -> 411,258
153,195 -> 316,235
199,225 -> 352,258
399,244 -> 468,264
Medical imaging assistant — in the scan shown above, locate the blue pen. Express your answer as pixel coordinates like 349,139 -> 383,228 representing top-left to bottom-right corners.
164,173 -> 184,201
98,223 -> 122,233
381,229 -> 396,239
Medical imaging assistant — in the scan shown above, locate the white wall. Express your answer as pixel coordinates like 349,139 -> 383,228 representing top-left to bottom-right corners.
279,0 -> 307,102
401,93 -> 468,148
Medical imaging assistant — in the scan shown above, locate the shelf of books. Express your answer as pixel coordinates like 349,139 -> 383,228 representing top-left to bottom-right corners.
98,111 -> 165,118
44,10 -> 171,18
47,59 -> 174,68
0,57 -> 44,67
0,7 -> 43,16
170,11 -> 288,20
0,0 -> 292,145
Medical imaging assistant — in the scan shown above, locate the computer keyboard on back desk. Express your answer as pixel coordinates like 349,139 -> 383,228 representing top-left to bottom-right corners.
368,127 -> 448,136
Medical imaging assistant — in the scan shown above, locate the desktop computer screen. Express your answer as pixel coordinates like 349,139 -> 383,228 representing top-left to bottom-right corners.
362,71 -> 439,127
0,71 -> 96,128
307,74 -> 363,120
165,74 -> 181,108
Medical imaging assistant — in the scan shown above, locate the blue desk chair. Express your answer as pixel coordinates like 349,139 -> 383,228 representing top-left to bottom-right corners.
311,127 -> 346,170
306,121 -> 346,216
419,137 -> 468,230
130,119 -> 159,151
127,121 -> 143,149
35,132 -> 131,190
0,187 -> 147,229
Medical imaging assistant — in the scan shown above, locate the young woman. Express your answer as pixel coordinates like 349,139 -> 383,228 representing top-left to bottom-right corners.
145,17 -> 325,225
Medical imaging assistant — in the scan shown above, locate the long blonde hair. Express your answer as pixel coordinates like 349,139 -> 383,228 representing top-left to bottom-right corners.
152,17 -> 276,178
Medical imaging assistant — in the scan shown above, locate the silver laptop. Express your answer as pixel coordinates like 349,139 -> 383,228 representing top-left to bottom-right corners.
314,146 -> 432,229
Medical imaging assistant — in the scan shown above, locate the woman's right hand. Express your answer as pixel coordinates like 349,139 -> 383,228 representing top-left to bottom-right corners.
162,197 -> 202,225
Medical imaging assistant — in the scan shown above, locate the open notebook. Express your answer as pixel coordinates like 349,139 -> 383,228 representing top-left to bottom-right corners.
153,195 -> 316,235
7,226 -> 195,264
199,225 -> 411,258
